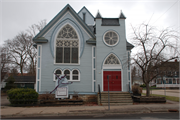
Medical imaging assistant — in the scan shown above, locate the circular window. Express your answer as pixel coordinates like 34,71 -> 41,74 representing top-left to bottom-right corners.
104,31 -> 119,46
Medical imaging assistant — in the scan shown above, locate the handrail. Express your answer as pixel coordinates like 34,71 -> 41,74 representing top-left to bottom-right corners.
98,84 -> 101,104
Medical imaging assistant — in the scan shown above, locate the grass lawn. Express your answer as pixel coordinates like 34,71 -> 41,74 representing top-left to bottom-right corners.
142,93 -> 179,102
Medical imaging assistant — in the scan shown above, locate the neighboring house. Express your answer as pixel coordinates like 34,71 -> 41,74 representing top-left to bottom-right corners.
150,60 -> 179,88
1,72 -> 8,89
33,4 -> 134,94
4,76 -> 36,89
132,76 -> 143,85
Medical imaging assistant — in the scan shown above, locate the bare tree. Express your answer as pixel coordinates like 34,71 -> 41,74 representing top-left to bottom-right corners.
26,19 -> 47,75
5,32 -> 31,75
2,20 -> 47,76
1,46 -> 11,80
131,24 -> 179,96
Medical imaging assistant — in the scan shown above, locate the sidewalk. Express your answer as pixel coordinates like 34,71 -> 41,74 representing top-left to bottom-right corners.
1,102 -> 179,118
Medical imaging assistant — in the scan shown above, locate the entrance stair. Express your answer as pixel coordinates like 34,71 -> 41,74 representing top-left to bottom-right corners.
98,92 -> 133,106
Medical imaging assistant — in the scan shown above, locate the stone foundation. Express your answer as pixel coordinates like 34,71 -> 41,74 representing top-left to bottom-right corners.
78,95 -> 97,104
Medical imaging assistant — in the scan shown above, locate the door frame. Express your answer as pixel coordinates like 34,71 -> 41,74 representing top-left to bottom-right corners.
102,68 -> 123,92
103,70 -> 122,91
101,53 -> 123,92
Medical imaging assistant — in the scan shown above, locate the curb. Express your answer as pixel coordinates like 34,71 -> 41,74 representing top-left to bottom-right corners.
1,109 -> 177,118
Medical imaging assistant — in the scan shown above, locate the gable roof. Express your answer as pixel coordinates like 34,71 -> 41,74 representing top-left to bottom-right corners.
33,4 -> 95,42
78,6 -> 94,18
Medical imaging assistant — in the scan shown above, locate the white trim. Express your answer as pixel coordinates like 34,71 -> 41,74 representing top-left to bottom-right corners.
54,23 -> 80,65
127,51 -> 131,91
14,82 -> 35,83
36,45 -> 42,92
92,46 -> 96,92
103,30 -> 119,47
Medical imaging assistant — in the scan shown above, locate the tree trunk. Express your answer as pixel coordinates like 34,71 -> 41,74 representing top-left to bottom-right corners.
146,83 -> 150,96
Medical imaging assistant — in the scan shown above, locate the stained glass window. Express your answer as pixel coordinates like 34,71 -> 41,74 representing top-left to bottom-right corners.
105,54 -> 120,65
104,31 -> 118,46
56,24 -> 79,63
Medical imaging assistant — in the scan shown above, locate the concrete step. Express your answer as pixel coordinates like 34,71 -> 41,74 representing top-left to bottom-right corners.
101,103 -> 133,106
100,98 -> 132,101
98,92 -> 133,106
100,100 -> 133,103
100,95 -> 132,98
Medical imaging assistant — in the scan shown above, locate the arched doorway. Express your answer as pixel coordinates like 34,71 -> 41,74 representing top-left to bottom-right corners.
103,54 -> 122,91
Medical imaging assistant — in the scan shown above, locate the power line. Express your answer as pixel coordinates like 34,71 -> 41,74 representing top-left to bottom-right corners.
152,0 -> 178,25
147,13 -> 154,25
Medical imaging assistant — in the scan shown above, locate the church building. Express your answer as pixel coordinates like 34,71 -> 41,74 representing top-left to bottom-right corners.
33,4 -> 134,95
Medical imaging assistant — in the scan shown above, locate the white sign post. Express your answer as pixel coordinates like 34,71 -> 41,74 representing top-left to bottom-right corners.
53,75 -> 72,99
55,86 -> 68,98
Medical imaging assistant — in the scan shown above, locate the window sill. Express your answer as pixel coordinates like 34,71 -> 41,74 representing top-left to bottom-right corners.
53,80 -> 80,82
68,80 -> 80,82
54,63 -> 80,66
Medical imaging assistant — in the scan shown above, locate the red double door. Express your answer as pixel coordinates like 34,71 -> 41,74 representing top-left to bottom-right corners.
103,71 -> 121,91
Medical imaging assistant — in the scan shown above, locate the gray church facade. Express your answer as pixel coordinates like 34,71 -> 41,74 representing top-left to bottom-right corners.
33,4 -> 134,95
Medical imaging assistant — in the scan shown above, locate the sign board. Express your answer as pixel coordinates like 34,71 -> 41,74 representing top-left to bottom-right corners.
55,86 -> 68,98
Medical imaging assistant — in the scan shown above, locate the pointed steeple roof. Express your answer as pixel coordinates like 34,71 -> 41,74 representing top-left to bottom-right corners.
96,10 -> 102,18
119,10 -> 126,19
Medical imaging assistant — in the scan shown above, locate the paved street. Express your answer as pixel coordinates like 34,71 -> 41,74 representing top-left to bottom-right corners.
143,89 -> 180,97
2,112 -> 179,119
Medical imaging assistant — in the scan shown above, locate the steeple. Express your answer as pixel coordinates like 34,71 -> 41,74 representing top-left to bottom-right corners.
119,10 -> 126,19
96,10 -> 102,18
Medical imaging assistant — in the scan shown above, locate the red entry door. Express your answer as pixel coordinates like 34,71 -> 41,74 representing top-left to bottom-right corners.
103,71 -> 121,91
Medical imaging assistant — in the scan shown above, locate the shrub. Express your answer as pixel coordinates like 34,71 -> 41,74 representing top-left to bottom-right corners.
132,85 -> 142,94
38,92 -> 55,100
7,88 -> 38,105
140,84 -> 146,87
4,76 -> 16,92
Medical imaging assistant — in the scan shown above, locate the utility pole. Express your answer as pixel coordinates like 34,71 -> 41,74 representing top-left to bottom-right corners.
107,75 -> 111,110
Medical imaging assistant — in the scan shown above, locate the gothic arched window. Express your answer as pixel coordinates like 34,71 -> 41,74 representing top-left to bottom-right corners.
56,24 -> 79,64
104,54 -> 120,65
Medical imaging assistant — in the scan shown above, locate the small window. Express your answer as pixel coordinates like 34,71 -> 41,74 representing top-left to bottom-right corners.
173,79 -> 176,84
177,79 -> 179,84
72,70 -> 79,80
55,69 -> 62,80
166,79 -> 168,84
83,13 -> 86,22
20,83 -> 25,87
64,70 -> 70,80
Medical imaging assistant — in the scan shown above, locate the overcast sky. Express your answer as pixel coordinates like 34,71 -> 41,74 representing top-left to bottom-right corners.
1,0 -> 179,50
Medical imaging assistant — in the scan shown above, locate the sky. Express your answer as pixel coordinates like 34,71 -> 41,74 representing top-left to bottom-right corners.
1,0 -> 180,53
